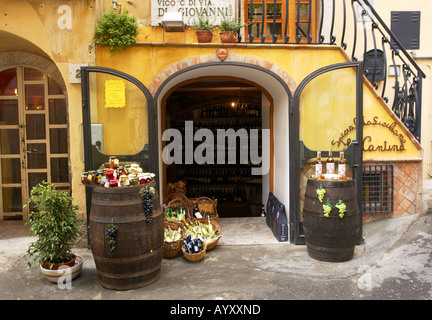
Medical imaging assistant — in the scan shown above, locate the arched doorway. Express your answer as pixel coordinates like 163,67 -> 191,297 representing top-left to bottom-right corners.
154,61 -> 292,223
0,56 -> 69,220
162,76 -> 272,217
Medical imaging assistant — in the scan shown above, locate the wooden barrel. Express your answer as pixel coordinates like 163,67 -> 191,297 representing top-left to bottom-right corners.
303,178 -> 360,262
89,180 -> 163,290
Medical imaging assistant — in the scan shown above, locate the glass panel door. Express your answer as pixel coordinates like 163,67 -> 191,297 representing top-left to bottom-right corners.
290,62 -> 363,243
80,67 -> 156,217
0,67 -> 69,220
81,67 -> 155,172
0,68 -> 23,218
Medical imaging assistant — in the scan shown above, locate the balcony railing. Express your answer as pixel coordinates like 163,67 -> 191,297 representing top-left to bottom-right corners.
236,0 -> 426,142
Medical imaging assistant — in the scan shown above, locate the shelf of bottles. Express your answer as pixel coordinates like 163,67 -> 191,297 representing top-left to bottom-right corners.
169,102 -> 263,205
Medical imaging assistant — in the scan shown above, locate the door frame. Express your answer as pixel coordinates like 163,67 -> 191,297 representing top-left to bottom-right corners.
289,61 -> 364,244
0,65 -> 69,220
80,66 -> 158,240
159,75 -> 275,202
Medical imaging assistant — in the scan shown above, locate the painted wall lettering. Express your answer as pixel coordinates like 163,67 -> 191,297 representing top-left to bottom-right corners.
332,116 -> 407,152
58,5 -> 72,30
151,0 -> 235,26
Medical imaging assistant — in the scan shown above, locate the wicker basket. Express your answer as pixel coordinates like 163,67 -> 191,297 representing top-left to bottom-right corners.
188,218 -> 222,251
188,197 -> 219,221
182,242 -> 207,262
163,221 -> 185,259
163,198 -> 190,226
164,193 -> 192,207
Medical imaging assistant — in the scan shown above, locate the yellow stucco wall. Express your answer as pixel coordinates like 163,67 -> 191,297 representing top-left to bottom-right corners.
95,42 -> 421,161
0,0 -> 425,219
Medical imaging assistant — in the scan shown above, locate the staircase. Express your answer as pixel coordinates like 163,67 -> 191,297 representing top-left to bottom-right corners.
237,0 -> 426,142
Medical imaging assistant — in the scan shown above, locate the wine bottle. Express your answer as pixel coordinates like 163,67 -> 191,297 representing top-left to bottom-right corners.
315,151 -> 323,178
338,151 -> 346,177
193,203 -> 202,218
326,148 -> 335,174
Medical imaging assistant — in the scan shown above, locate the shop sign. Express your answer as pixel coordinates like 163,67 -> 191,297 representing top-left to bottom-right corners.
151,0 -> 235,26
332,116 -> 407,152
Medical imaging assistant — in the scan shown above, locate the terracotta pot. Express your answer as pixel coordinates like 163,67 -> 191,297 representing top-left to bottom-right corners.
220,31 -> 238,43
42,254 -> 76,270
196,30 -> 213,43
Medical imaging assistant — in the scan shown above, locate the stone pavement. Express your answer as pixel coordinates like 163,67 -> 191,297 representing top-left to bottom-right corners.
0,209 -> 431,304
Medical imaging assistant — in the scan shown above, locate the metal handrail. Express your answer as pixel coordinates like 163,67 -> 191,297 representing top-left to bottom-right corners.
237,0 -> 425,142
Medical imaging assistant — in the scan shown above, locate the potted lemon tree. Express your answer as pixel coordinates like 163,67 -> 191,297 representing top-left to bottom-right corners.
24,182 -> 84,282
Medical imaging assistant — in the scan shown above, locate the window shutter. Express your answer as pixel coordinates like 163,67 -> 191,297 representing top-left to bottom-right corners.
391,11 -> 420,50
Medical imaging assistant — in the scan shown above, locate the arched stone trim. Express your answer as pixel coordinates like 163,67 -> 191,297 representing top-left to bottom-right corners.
0,51 -> 66,94
149,49 -> 297,97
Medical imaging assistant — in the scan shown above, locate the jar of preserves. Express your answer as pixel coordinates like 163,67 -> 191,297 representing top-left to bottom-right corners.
124,165 -> 131,174
105,169 -> 115,180
119,175 -> 129,187
128,174 -> 138,186
109,179 -> 118,187
117,166 -> 126,177
109,156 -> 119,169
95,170 -> 104,184
87,171 -> 96,184
138,173 -> 146,184
81,172 -> 88,184
130,163 -> 140,175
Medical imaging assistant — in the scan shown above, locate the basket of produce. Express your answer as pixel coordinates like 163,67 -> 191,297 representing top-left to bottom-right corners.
163,199 -> 189,225
163,221 -> 185,258
189,197 -> 219,221
182,235 -> 207,262
185,216 -> 222,251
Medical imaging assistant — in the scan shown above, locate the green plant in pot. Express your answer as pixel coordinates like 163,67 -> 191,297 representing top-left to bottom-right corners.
188,8 -> 216,43
94,8 -> 139,54
24,182 -> 83,271
218,7 -> 250,43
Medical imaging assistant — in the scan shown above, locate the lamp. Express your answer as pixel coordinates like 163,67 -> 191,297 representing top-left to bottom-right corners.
233,88 -> 247,115
112,0 -> 123,12
161,12 -> 186,32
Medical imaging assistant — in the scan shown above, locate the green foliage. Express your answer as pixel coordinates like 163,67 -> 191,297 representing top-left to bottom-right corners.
218,6 -> 251,32
24,182 -> 82,267
94,9 -> 139,53
188,7 -> 216,34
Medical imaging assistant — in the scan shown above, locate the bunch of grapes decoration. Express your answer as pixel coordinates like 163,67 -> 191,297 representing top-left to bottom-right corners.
140,186 -> 155,224
316,185 -> 346,218
106,224 -> 118,257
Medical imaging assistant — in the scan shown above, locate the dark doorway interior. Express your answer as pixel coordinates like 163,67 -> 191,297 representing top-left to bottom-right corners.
164,79 -> 263,217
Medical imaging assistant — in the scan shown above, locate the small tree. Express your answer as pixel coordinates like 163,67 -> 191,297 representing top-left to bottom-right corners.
24,182 -> 82,268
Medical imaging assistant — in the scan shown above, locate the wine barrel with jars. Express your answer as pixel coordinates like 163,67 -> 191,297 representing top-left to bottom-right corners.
302,178 -> 360,262
89,180 -> 163,290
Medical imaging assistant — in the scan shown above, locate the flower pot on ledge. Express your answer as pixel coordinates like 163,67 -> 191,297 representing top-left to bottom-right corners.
220,31 -> 238,43
196,30 -> 213,43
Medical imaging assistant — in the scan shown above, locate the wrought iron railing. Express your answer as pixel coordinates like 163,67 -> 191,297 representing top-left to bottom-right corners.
236,0 -> 426,142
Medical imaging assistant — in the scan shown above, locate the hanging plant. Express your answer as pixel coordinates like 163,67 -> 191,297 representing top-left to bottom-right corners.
94,8 -> 139,54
